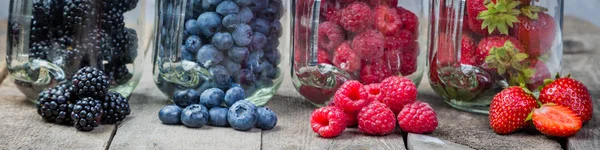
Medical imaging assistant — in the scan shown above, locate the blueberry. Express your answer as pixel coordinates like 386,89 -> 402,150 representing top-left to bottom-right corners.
211,32 -> 234,51
182,45 -> 195,61
221,58 -> 241,74
185,35 -> 203,53
235,69 -> 256,85
158,105 -> 182,125
264,49 -> 281,65
224,86 -> 245,107
222,14 -> 240,29
227,46 -> 249,63
173,89 -> 200,108
181,104 -> 209,128
200,88 -> 225,108
232,24 -> 253,46
257,107 -> 277,130
256,76 -> 274,87
197,12 -> 222,37
227,100 -> 258,131
185,19 -> 201,36
234,0 -> 251,6
237,7 -> 254,23
196,45 -> 224,67
202,0 -> 223,10
250,18 -> 271,35
249,32 -> 267,51
270,20 -> 283,38
230,83 -> 242,88
245,50 -> 264,73
209,65 -> 231,87
208,106 -> 229,127
261,61 -> 278,79
248,0 -> 268,12
216,0 -> 239,15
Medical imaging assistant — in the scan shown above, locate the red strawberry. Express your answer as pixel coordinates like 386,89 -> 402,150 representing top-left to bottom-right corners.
512,10 -> 557,58
475,36 -> 524,66
539,76 -> 593,122
523,58 -> 550,90
460,33 -> 477,65
374,5 -> 403,36
467,0 -> 521,36
532,104 -> 582,137
489,86 -> 537,134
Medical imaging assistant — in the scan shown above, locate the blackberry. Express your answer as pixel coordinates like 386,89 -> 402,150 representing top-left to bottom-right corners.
29,40 -> 50,59
74,28 -> 103,56
63,0 -> 98,30
103,0 -> 139,12
36,84 -> 76,125
71,97 -> 103,131
101,92 -> 130,124
99,7 -> 125,31
104,64 -> 132,85
30,0 -> 52,42
72,67 -> 110,98
102,28 -> 138,64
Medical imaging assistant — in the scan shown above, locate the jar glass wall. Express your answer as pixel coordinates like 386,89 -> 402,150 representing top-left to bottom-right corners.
153,0 -> 289,106
428,0 -> 563,114
6,0 -> 151,102
292,0 -> 428,106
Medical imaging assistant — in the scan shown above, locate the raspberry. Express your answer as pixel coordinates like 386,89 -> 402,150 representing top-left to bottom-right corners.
337,0 -> 358,3
358,102 -> 396,135
396,7 -> 419,35
385,29 -> 414,51
340,2 -> 373,33
352,30 -> 385,60
381,76 -> 417,114
360,60 -> 392,84
399,44 -> 419,76
318,21 -> 345,51
367,0 -> 399,7
364,83 -> 384,103
318,48 -> 332,64
374,6 -> 402,36
345,111 -> 358,127
333,42 -> 361,72
397,101 -> 438,133
310,106 -> 347,138
333,81 -> 370,113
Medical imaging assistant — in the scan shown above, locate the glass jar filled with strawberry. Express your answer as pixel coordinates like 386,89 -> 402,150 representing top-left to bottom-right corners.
292,0 -> 428,106
428,0 -> 563,114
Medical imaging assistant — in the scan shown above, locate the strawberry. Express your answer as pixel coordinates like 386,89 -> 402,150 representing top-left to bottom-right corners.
523,58 -> 550,91
480,36 -> 538,87
476,36 -> 524,66
374,5 -> 403,36
467,0 -> 521,36
489,86 -> 537,134
531,104 -> 582,137
512,8 -> 556,58
460,33 -> 477,65
539,75 -> 593,122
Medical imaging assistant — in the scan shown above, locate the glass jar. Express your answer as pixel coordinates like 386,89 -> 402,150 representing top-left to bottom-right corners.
428,0 -> 563,114
153,0 -> 289,106
292,0 -> 428,106
6,0 -> 151,102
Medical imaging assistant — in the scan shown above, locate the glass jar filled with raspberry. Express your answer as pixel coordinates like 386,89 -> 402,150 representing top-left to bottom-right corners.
429,0 -> 563,114
153,0 -> 289,106
6,0 -> 151,102
292,0 -> 427,106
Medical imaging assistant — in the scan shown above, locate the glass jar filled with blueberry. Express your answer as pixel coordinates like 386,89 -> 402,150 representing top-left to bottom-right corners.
154,0 -> 289,106
6,0 -> 151,102
292,0 -> 428,106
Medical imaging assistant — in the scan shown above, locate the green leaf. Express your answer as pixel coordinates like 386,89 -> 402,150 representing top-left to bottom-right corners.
522,68 -> 535,78
525,110 -> 534,122
497,66 -> 506,75
543,79 -> 554,85
515,53 -> 529,62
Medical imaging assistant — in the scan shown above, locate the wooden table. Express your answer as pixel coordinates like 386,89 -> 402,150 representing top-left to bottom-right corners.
1,17 -> 599,150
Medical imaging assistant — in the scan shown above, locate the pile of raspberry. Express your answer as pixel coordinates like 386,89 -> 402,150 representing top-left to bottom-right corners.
310,76 -> 438,138
316,1 -> 420,84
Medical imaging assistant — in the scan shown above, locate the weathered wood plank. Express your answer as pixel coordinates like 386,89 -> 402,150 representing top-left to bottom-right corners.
109,66 -> 262,150
0,79 -> 115,150
0,21 -> 7,85
407,133 -> 474,150
262,95 -> 406,150
416,80 -> 562,150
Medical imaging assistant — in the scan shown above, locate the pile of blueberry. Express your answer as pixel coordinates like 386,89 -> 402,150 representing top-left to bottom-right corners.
158,0 -> 284,96
158,84 -> 277,130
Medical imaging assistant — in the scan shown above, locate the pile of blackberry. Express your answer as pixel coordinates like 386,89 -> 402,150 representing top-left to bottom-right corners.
28,0 -> 138,84
36,67 -> 131,131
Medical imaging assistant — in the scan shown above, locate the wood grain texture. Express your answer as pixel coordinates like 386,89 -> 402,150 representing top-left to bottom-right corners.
0,21 -> 7,85
0,79 -> 115,150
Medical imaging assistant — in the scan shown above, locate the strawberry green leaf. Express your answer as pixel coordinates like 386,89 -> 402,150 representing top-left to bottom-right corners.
515,53 -> 529,62
477,0 -> 522,35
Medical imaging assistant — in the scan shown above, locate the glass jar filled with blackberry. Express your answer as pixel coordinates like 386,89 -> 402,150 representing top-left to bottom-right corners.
153,0 -> 289,106
291,0 -> 428,106
6,0 -> 151,102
